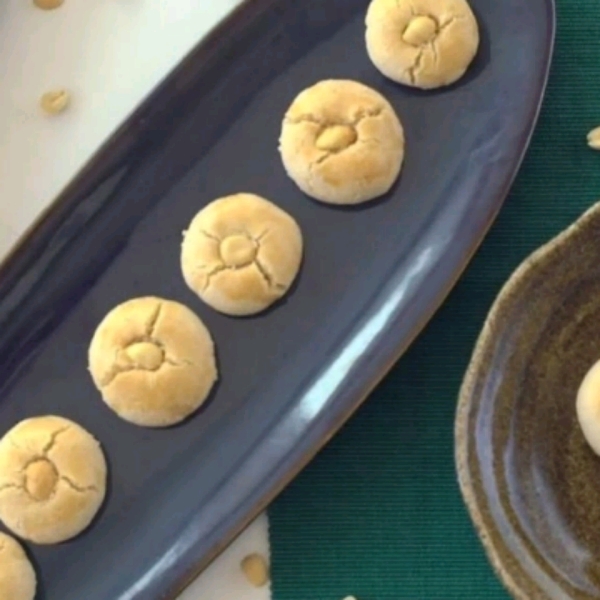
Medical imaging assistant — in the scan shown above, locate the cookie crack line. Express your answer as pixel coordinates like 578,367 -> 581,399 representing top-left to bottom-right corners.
99,363 -> 136,388
98,343 -> 163,387
297,108 -> 386,168
256,229 -> 270,241
165,357 -> 193,368
145,302 -> 163,338
407,48 -> 425,85
283,106 -> 384,129
430,39 -> 439,64
200,229 -> 221,243
315,150 -> 333,166
404,15 -> 458,80
438,16 -> 458,33
98,303 -> 176,388
202,264 -> 228,291
100,357 -> 185,389
197,228 -> 271,290
255,258 -> 287,291
99,344 -> 186,388
0,482 -> 21,494
7,425 -> 70,459
60,475 -> 98,495
43,425 -> 71,455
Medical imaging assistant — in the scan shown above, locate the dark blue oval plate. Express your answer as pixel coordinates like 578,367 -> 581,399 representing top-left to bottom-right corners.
0,0 -> 554,598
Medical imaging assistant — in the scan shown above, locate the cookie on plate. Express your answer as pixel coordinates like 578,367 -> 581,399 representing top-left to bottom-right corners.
365,0 -> 479,89
0,532 -> 36,600
279,79 -> 404,205
88,297 -> 218,427
0,416 -> 107,544
181,193 -> 303,316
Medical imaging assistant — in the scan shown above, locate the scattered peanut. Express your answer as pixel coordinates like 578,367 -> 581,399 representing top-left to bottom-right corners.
40,89 -> 71,115
587,126 -> 600,150
240,552 -> 270,587
33,0 -> 65,10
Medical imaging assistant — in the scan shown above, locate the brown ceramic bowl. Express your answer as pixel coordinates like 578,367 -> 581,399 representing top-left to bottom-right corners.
456,201 -> 600,600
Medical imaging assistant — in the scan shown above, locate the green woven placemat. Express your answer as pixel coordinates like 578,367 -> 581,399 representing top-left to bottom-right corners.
269,1 -> 600,598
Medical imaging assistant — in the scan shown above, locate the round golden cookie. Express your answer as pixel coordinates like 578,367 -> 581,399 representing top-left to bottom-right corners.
89,297 -> 218,427
0,416 -> 106,545
279,80 -> 405,205
365,0 -> 479,89
181,193 -> 303,316
0,532 -> 36,600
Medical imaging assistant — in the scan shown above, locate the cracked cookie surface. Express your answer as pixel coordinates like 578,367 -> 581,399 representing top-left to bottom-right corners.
0,532 -> 36,600
279,80 -> 404,205
365,0 -> 479,90
88,297 -> 218,427
181,194 -> 303,316
0,416 -> 107,544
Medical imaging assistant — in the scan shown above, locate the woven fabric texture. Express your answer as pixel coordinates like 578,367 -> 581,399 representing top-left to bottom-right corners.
269,1 -> 600,598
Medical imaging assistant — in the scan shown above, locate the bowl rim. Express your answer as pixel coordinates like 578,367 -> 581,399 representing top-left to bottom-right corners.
454,200 -> 600,600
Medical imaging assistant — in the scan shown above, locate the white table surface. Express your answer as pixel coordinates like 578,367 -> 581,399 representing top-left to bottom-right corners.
0,1 -> 271,599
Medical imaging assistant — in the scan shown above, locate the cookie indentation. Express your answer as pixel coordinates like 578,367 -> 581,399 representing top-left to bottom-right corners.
402,15 -> 438,46
24,459 -> 58,501
124,342 -> 164,371
220,234 -> 257,268
316,124 -> 358,153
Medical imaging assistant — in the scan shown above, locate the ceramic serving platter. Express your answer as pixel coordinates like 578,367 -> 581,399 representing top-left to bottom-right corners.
0,0 -> 554,597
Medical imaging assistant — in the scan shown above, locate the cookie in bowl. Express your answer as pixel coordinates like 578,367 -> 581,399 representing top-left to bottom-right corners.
576,358 -> 600,455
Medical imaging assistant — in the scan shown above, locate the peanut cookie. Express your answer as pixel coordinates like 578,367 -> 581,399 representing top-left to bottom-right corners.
365,0 -> 479,89
181,194 -> 303,316
0,532 -> 36,600
279,80 -> 404,205
88,297 -> 218,427
0,416 -> 106,544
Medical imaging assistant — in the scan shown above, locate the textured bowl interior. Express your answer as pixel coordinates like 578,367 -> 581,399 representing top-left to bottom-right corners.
456,202 -> 600,600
